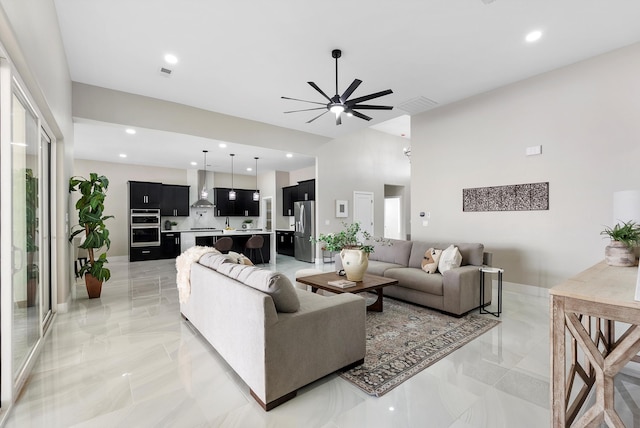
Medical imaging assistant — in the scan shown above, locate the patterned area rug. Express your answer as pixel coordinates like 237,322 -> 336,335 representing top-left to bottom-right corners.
340,297 -> 500,396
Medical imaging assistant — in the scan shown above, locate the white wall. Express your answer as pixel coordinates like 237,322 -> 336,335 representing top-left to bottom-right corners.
411,42 -> 640,288
72,82 -> 330,153
0,0 -> 73,410
0,1 -> 73,306
314,128 -> 410,238
289,165 -> 315,185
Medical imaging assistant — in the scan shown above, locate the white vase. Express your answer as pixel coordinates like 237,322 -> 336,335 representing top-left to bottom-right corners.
340,248 -> 368,282
605,240 -> 637,267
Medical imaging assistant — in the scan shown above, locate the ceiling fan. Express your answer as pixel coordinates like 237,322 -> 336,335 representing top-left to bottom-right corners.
282,49 -> 393,125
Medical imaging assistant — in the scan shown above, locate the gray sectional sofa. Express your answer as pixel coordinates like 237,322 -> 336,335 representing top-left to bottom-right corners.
180,253 -> 366,411
335,239 -> 492,316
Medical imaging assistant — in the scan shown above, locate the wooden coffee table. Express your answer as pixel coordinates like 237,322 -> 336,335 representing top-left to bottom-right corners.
297,272 -> 398,312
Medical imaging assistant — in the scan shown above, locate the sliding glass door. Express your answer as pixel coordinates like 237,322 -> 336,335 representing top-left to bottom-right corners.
11,88 -> 41,380
1,42 -> 55,410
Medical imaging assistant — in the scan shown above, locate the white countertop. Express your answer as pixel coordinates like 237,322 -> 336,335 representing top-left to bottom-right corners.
162,229 -> 274,235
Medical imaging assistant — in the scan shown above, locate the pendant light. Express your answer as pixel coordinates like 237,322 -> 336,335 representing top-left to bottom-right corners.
228,153 -> 236,201
253,157 -> 260,201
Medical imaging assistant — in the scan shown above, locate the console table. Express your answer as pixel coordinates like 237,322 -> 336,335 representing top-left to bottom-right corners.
550,261 -> 640,427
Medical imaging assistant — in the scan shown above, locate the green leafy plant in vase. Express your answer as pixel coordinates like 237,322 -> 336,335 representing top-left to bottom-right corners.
600,220 -> 640,267
68,173 -> 114,298
312,222 -> 390,281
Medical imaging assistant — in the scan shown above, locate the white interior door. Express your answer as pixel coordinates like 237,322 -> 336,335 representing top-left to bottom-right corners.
353,191 -> 374,240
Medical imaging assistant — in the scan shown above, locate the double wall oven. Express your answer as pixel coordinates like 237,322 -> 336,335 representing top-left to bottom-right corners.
130,209 -> 161,247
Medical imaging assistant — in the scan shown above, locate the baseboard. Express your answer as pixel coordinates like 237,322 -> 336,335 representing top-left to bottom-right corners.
497,280 -> 549,298
56,292 -> 72,313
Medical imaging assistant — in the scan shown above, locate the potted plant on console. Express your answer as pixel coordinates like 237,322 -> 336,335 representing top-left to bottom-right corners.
69,173 -> 114,298
312,222 -> 388,281
600,220 -> 640,267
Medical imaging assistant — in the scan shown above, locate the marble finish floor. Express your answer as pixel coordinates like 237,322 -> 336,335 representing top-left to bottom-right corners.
4,255 -> 555,427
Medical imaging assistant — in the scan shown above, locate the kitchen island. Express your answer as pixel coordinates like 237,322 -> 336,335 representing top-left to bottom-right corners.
161,229 -> 274,264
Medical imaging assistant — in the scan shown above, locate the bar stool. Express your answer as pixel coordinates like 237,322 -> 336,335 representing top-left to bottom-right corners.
245,235 -> 265,265
214,237 -> 233,254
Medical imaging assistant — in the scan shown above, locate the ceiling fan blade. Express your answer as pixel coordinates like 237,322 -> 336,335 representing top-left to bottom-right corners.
346,89 -> 393,106
306,110 -> 329,123
350,104 -> 393,110
336,114 -> 342,126
350,110 -> 372,121
340,79 -> 362,101
284,107 -> 327,113
281,96 -> 326,106
307,82 -> 332,102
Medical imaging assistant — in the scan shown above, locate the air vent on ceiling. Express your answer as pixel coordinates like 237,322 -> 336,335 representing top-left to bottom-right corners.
396,96 -> 438,115
159,67 -> 173,77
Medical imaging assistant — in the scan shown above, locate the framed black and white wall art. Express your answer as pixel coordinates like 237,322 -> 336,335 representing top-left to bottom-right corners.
463,182 -> 549,212
336,200 -> 348,217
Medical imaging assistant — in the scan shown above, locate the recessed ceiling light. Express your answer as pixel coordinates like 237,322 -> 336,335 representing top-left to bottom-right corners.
525,30 -> 542,43
286,153 -> 293,158
190,161 -> 197,166
119,153 -> 127,158
247,167 -> 252,172
219,143 -> 227,148
125,128 -> 136,135
164,54 -> 178,64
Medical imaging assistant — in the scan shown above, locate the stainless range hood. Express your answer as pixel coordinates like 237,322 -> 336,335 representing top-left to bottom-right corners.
191,169 -> 214,208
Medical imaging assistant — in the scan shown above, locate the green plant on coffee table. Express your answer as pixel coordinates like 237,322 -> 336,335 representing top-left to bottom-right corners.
311,221 -> 389,254
600,220 -> 640,248
68,173 -> 114,282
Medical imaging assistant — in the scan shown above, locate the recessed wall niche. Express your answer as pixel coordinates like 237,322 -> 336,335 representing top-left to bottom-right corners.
463,182 -> 549,212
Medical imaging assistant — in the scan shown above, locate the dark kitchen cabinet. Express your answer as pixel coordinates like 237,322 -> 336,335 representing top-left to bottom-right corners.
282,180 -> 315,217
282,185 -> 297,216
161,184 -> 190,216
130,246 -> 161,262
276,230 -> 295,256
297,179 -> 315,202
238,189 -> 259,217
213,188 -> 259,216
214,187 -> 234,217
161,232 -> 181,259
129,181 -> 162,208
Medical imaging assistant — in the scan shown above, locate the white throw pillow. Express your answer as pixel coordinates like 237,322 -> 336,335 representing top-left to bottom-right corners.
438,245 -> 462,273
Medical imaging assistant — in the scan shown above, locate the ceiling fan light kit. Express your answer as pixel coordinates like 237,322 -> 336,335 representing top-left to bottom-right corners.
282,49 -> 393,125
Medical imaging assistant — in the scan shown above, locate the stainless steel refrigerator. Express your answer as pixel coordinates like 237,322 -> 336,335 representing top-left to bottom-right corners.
294,200 -> 315,262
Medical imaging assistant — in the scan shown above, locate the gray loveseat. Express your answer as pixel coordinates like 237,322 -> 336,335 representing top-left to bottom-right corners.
180,253 -> 365,410
335,239 -> 492,316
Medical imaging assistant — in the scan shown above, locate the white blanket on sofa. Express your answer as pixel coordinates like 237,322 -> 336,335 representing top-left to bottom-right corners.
176,246 -> 220,303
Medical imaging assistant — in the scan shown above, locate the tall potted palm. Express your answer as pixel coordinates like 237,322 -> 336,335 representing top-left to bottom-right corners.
69,173 -> 114,298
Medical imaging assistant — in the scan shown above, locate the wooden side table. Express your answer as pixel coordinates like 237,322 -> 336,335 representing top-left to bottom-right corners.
550,262 -> 640,427
479,267 -> 503,317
